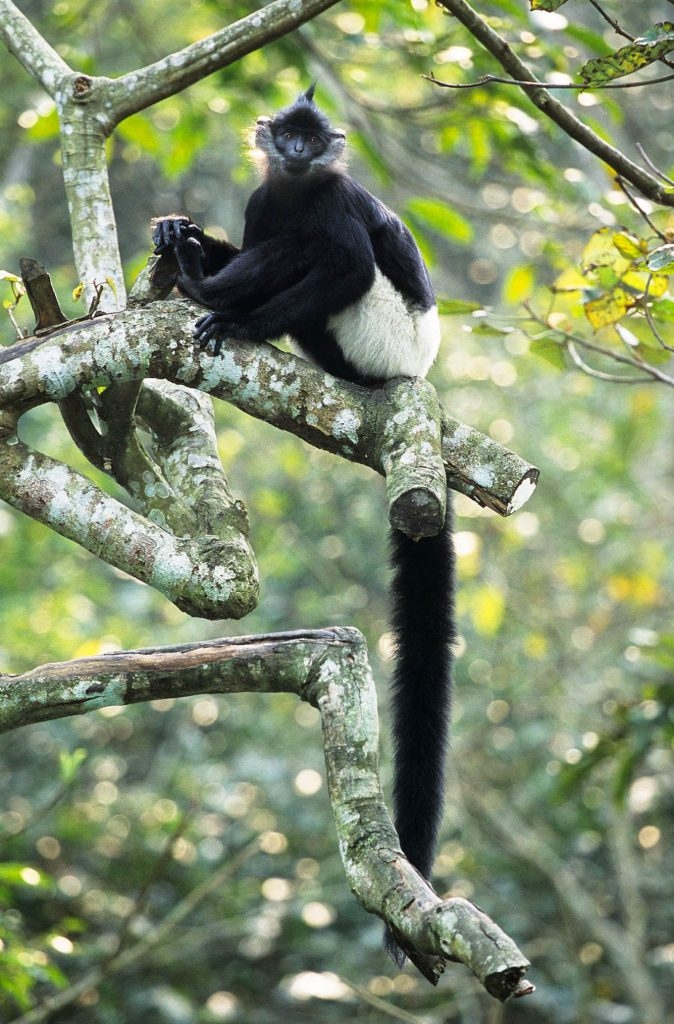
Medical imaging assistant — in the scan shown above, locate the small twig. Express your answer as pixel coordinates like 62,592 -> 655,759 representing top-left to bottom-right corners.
5,304 -> 25,340
566,340 -> 649,384
635,143 -> 674,187
586,0 -> 674,73
615,177 -> 667,239
643,305 -> 674,353
586,0 -> 635,43
430,0 -> 674,205
524,304 -> 674,388
423,70 -> 674,92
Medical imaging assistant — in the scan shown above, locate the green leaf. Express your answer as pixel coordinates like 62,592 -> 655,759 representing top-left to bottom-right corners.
651,298 -> 674,322
530,337 -> 567,370
469,322 -> 513,337
632,344 -> 673,366
405,197 -> 473,245
437,298 -> 483,315
580,23 -> 674,87
530,0 -> 568,10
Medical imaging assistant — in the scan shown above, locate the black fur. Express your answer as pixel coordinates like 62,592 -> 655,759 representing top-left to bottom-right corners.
152,88 -> 455,962
389,515 -> 455,880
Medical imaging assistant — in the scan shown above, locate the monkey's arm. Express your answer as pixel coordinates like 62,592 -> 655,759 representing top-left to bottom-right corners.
190,223 -> 375,352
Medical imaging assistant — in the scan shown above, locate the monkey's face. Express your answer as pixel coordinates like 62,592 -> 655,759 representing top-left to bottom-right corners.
253,107 -> 346,181
272,124 -> 329,175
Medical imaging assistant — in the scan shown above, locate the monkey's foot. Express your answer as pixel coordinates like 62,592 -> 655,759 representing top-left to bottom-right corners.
194,312 -> 232,356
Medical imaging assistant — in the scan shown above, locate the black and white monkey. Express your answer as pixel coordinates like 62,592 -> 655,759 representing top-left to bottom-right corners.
152,86 -> 455,961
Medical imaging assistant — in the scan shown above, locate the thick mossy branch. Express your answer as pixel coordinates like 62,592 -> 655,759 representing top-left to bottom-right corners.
135,380 -> 251,540
378,377 -> 446,537
0,408 -> 257,620
0,302 -> 539,527
0,627 -> 533,1001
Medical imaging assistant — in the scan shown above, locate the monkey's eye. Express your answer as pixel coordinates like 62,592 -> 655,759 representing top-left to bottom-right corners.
283,131 -> 294,140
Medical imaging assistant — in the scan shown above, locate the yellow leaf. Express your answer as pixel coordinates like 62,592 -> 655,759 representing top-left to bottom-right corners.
553,267 -> 588,292
584,288 -> 633,329
105,276 -> 118,300
619,270 -> 646,292
581,228 -> 629,276
503,265 -> 535,304
612,232 -> 643,260
72,282 -> 84,301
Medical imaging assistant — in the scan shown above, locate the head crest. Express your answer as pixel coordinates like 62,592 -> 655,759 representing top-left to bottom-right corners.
273,82 -> 331,135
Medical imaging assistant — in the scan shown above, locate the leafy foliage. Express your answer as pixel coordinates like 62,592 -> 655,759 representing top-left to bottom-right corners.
580,23 -> 674,87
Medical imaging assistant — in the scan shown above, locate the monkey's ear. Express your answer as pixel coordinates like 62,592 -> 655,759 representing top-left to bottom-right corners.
254,116 -> 273,149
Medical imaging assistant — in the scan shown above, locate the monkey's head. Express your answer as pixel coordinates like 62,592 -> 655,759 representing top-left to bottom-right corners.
253,85 -> 347,181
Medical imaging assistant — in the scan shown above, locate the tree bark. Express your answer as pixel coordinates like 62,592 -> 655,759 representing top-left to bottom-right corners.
0,628 -> 534,1001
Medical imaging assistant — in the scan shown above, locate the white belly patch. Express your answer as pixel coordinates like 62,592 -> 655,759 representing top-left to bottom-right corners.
327,268 -> 440,380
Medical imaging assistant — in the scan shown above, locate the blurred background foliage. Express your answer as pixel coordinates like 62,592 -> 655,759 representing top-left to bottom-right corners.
1,1 -> 673,1022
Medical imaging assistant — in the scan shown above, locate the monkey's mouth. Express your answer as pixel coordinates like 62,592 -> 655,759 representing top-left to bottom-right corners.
283,157 -> 312,175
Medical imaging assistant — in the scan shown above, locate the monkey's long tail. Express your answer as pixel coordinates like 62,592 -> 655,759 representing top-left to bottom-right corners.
385,496 -> 455,965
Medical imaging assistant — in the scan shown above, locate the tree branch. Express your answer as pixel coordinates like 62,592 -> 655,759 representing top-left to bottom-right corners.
0,399 -> 258,619
0,303 -> 539,525
103,0 -> 342,128
0,0 -> 72,96
433,0 -> 674,206
0,629 -> 534,1001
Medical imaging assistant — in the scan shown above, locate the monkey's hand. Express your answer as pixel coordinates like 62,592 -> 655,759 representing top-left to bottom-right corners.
193,312 -> 237,357
152,215 -> 204,255
172,235 -> 207,284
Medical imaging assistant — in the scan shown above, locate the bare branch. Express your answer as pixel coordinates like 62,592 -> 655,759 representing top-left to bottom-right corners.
424,70 -> 674,91
635,143 -> 674,187
524,307 -> 674,388
104,0 -> 342,127
0,390 -> 258,618
0,0 -> 72,96
0,629 -> 534,1001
